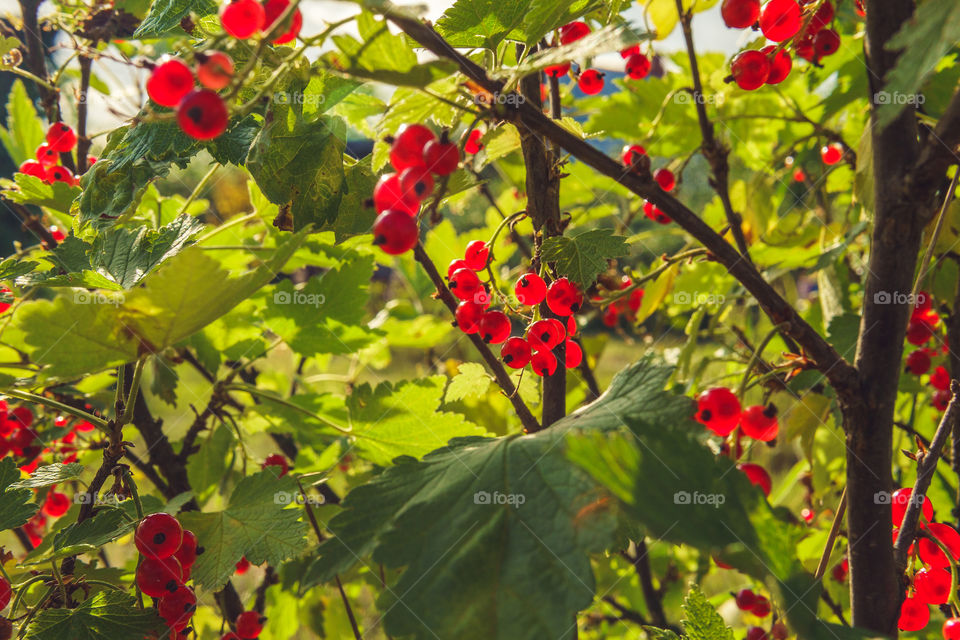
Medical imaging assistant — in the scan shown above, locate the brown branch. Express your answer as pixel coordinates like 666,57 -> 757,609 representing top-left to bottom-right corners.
600,596 -> 647,625
253,566 -> 277,614
621,540 -> 669,629
4,199 -> 57,248
17,0 -> 59,122
907,87 -> 960,210
950,275 -> 960,528
75,55 -> 92,175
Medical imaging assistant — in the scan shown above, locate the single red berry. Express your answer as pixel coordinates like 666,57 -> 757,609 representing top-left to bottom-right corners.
654,168 -> 676,191
831,557 -> 848,582
374,173 -> 419,216
794,29 -> 816,61
577,69 -> 604,95
731,50 -> 771,90
739,463 -> 772,496
934,388 -> 951,411
262,453 -> 289,477
759,0 -> 801,42
696,387 -> 741,436
809,0 -> 834,29
464,129 -> 484,154
898,596 -> 929,632
147,58 -> 195,107
422,140 -> 459,175
558,21 -> 590,45
643,200 -> 671,224
564,339 -> 582,368
793,168 -> 806,182
620,45 -> 641,58
625,53 -> 651,79
916,290 -> 933,311
174,529 -> 200,569
762,45 -> 792,84
136,555 -> 183,598
49,226 -> 65,242
628,288 -> 644,311
544,62 -> 571,78
545,278 -> 582,316
526,319 -> 565,352
235,557 -> 251,574
463,240 -> 489,271
770,622 -> 788,640
36,143 -> 58,167
801,507 -> 815,522
0,578 -> 10,611
135,512 -> 183,558
391,124 -> 435,171
46,166 -> 75,186
750,594 -> 771,617
263,0 -> 302,44
820,143 -> 842,165
177,90 -> 229,140
449,268 -> 483,301
19,160 -> 46,180
621,144 -> 646,167
197,51 -> 235,90
566,315 -> 577,335
915,568 -> 952,605
602,305 -> 619,327
891,487 -> 934,526
501,337 -> 532,369
372,210 -> 418,255
944,618 -> 960,640
919,522 -> 960,568
515,273 -> 547,306
932,365 -> 951,390
220,0 -> 265,38
734,588 -> 756,610
739,404 -> 779,441
721,0 -> 760,28
398,165 -> 435,201
746,627 -> 767,640
45,122 -> 76,152
455,301 -> 485,334
531,350 -> 558,377
447,259 -> 470,279
236,610 -> 266,639
814,29 -> 840,59
478,310 -> 511,344
42,491 -> 70,517
159,585 -> 197,630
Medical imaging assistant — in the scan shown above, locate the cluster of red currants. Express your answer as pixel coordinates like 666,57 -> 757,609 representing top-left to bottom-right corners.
620,143 -> 677,222
371,125 -> 461,255
724,0 -> 841,91
220,0 -> 301,44
18,123 -> 93,187
900,292 -> 953,410
146,53 -> 235,140
595,275 -> 645,328
733,589 -> 788,640
222,611 -> 267,640
543,21 -> 652,95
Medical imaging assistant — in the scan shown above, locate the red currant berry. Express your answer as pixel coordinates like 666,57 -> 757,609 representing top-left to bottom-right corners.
628,288 -> 644,311
455,301 -> 485,334
721,0 -> 760,28
136,555 -> 183,598
478,310 -> 511,344
262,453 -> 289,477
147,58 -> 195,107
422,140 -> 460,175
197,51 -> 235,90
620,45 -> 641,58
905,349 -> 932,375
916,290 -> 934,311
135,512 -> 183,558
654,168 -> 676,191
531,350 -> 558,377
544,62 -> 571,78
625,53 -> 651,79
891,487 -> 934,526
42,491 -> 70,517
558,21 -> 590,45
515,273 -> 547,306
0,578 -> 10,611
9,407 -> 32,428
831,557 -> 848,581
464,129 -> 484,154
36,143 -> 58,167
898,596 -> 929,632
915,568 -> 952,605
236,611 -> 266,639
621,144 -> 646,167
762,46 -> 792,84
46,166 -> 75,186
566,315 -> 577,335
45,122 -> 76,152
235,557 -> 251,574
695,387 -> 741,436
49,226 -> 65,242
177,89 -> 229,140
174,529 -> 200,569
372,210 -> 418,255
398,165 -> 435,201
919,522 -> 960,568
526,319 -> 564,352
759,0 -> 801,42
463,240 -> 489,271
731,50 -> 771,91
750,594 -> 771,617
602,305 -> 619,327
932,365 -> 951,390
643,201 -> 671,224
501,337 -> 532,368
945,618 -> 960,640
801,507 -> 815,522
159,585 -> 197,630
545,277 -> 582,316
814,29 -> 840,59
739,404 -> 779,441
793,168 -> 806,182
263,0 -> 302,44
374,173 -> 419,216
220,0 -> 265,38
735,589 -> 757,610
934,388 -> 951,411
19,160 -> 46,180
449,267 -> 483,301
738,463 -> 772,496
447,259 -> 470,278
809,0 -> 834,29
578,69 -> 604,95
564,339 -> 582,368
771,622 -> 788,640
820,143 -> 842,166
745,627 -> 767,640
390,124 -> 435,171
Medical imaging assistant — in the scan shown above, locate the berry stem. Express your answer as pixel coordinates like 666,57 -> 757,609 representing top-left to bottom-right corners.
118,358 -> 147,428
814,486 -> 846,580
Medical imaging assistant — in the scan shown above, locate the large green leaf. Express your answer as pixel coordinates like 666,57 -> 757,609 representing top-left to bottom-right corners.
0,456 -> 39,531
2,173 -> 81,213
133,0 -> 218,38
24,591 -> 164,640
0,80 -> 44,165
91,214 -> 204,288
541,228 -> 630,288
44,508 -> 132,561
11,463 -> 84,489
681,585 -> 733,640
435,0 -> 532,50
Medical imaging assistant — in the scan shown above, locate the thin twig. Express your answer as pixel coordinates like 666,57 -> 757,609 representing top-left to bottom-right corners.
815,487 -> 846,580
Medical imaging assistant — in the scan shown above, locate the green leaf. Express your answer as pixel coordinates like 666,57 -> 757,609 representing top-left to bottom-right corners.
11,463 -> 84,489
0,257 -> 39,282
0,456 -> 39,531
0,80 -> 44,165
521,0 -> 602,45
445,362 -> 492,402
681,584 -> 733,640
177,471 -> 308,590
2,173 -> 82,213
316,157 -> 378,242
24,590 -> 163,640
541,228 -> 629,288
643,627 -> 682,640
877,2 -> 960,129
91,214 -> 205,288
133,0 -> 218,38
0,36 -> 21,70
49,508 -> 131,560
507,24 -> 644,79
436,0 -> 532,50
186,424 -> 234,501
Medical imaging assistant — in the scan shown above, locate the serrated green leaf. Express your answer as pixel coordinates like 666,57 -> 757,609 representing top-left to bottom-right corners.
541,228 -> 629,288
0,257 -> 39,282
186,424 -> 234,501
0,456 -> 38,530
316,157 -> 378,242
91,214 -> 204,288
2,173 -> 81,213
0,80 -> 44,165
445,362 -> 492,402
11,463 -> 84,489
25,590 -> 163,640
48,508 -> 132,560
133,0 -> 217,38
682,585 -> 734,640
436,0 -> 532,50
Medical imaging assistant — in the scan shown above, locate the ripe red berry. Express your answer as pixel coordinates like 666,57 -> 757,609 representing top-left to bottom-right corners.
934,388 -> 951,411
0,578 -> 10,611
515,273 -> 547,306
578,69 -> 604,95
455,301 -> 485,334
236,611 -> 265,639
734,588 -> 756,610
721,0 -> 760,28
526,319 -> 564,352
731,50 -> 771,91
750,594 -> 771,617
544,62 -> 571,78
820,143 -> 842,165
36,143 -> 58,167
654,168 -> 676,191
220,0 -> 265,38
9,407 -> 32,428
898,596 -> 929,632
625,53 -> 651,79
501,337 -> 532,368
643,200 -> 671,224
809,0 -> 834,29
372,210 -> 418,255
759,0 -> 801,42
374,173 -> 419,216
762,46 -> 792,84
464,129 -> 484,154
136,555 -> 183,598
197,51 -> 235,90
696,387 -> 741,436
19,160 -> 46,180
235,557 -> 251,574
174,529 -> 200,569
931,365 -> 951,390
564,339 -> 582,368
602,305 -> 619,327
159,585 -> 197,630
478,310 -> 511,344
793,168 -> 806,182
177,90 -> 229,140
422,140 -> 459,175
558,21 -> 590,45
45,122 -> 76,152
621,144 -> 647,168
398,166 -> 435,201
136,512 -> 183,558
449,268 -> 483,301
263,0 -> 302,44
739,404 -> 779,441
891,487 -> 934,526
463,240 -> 489,271
531,350 -> 558,377
906,349 -> 931,375
447,259 -> 470,278
739,463 -> 772,496
746,627 -> 767,640
391,124 -> 435,171
42,491 -> 70,517
147,59 -> 195,107
545,278 -> 582,316
919,522 -> 960,568
944,618 -> 960,640
914,568 -> 952,605
49,226 -> 65,242
262,453 -> 289,477
814,29 -> 840,59
46,166 -> 75,186
831,557 -> 848,581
